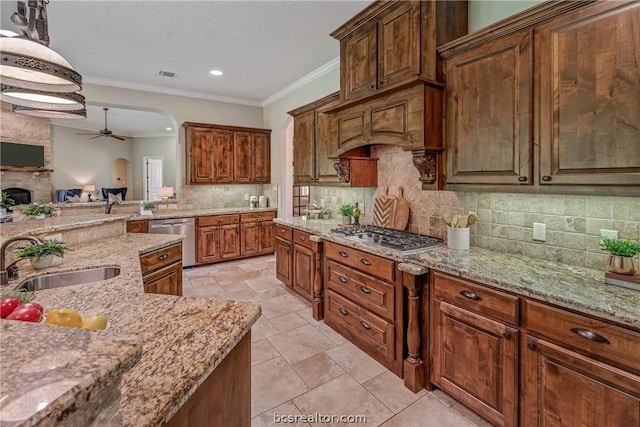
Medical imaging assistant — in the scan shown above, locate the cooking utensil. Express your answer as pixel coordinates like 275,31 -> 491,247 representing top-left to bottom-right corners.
443,212 -> 453,227
458,214 -> 468,228
372,186 -> 396,228
467,211 -> 478,227
391,186 -> 410,231
452,214 -> 460,228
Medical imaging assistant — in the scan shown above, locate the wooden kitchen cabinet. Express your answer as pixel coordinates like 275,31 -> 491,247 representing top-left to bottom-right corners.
196,215 -> 240,264
275,225 -> 293,288
292,238 -> 314,302
126,219 -> 148,233
430,272 -> 519,427
139,243 -> 183,296
521,300 -> 640,427
183,122 -> 271,185
240,211 -> 275,257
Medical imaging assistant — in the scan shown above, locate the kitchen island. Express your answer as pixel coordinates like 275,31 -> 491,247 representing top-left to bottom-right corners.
0,233 -> 260,426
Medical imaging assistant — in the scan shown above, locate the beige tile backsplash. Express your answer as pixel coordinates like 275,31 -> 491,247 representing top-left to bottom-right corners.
311,145 -> 640,270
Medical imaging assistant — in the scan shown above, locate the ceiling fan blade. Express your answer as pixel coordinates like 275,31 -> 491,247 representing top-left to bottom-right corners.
111,135 -> 127,141
90,135 -> 102,140
77,132 -> 99,135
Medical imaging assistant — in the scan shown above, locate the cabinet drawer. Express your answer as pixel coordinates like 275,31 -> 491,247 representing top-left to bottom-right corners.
275,225 -> 292,241
326,260 -> 395,321
197,214 -> 239,227
293,229 -> 314,249
524,300 -> 640,373
325,241 -> 394,282
325,289 -> 395,361
432,272 -> 519,325
140,243 -> 182,275
241,211 -> 276,223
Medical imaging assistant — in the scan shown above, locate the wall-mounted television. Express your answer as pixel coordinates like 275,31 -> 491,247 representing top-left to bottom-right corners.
0,142 -> 45,168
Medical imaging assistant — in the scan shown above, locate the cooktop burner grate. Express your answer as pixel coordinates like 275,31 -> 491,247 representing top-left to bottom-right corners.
329,225 -> 443,253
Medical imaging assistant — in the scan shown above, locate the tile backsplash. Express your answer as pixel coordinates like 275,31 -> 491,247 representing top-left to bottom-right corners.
310,145 -> 640,270
179,184 -> 268,210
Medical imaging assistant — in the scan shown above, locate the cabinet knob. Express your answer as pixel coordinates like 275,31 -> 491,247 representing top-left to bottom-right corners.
503,333 -> 512,340
339,276 -> 348,283
541,175 -> 552,182
157,254 -> 169,261
280,229 -> 286,233
218,219 -> 223,222
361,321 -> 371,330
570,328 -> 610,344
518,176 -> 527,182
369,84 -> 375,89
300,236 -> 306,241
257,215 -> 262,218
360,258 -> 372,266
339,307 -> 349,316
360,286 -> 371,294
527,343 -> 536,351
459,290 -> 481,301
339,251 -> 349,258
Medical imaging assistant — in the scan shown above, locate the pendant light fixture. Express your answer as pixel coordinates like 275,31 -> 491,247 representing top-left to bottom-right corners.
0,0 -> 85,118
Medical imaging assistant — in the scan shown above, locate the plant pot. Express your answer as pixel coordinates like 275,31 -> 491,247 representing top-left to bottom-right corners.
606,254 -> 637,275
30,255 -> 55,270
341,216 -> 352,225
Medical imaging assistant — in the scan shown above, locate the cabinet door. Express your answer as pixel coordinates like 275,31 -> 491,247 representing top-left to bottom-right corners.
220,224 -> 240,259
253,132 -> 270,183
538,2 -> 640,186
212,129 -> 234,183
314,108 -> 341,184
445,30 -> 533,185
377,1 -> 420,88
240,222 -> 259,256
293,110 -> 315,185
258,221 -> 275,254
432,300 -> 518,427
275,237 -> 292,287
342,21 -> 377,100
188,127 -> 215,183
292,243 -> 314,301
143,263 -> 183,296
196,226 -> 220,264
522,335 -> 640,427
233,131 -> 253,183
126,219 -> 148,233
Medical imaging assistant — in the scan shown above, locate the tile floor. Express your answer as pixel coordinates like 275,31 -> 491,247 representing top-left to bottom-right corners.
183,255 -> 492,427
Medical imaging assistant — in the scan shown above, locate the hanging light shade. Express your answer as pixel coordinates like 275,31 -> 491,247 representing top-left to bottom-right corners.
11,104 -> 86,119
0,36 -> 82,92
1,84 -> 85,110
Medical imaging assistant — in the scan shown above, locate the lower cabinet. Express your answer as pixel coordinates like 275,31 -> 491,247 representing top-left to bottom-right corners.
139,243 -> 183,296
240,211 -> 275,256
275,225 -> 292,287
292,236 -> 314,301
126,219 -> 148,233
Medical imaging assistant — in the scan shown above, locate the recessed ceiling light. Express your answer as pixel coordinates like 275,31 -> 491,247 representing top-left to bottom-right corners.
166,127 -> 172,131
209,70 -> 223,76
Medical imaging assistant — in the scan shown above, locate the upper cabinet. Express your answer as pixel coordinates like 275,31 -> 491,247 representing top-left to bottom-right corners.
183,122 -> 271,185
440,1 -> 640,192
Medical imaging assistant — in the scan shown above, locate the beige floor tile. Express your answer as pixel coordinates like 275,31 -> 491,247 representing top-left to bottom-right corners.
380,395 -> 474,427
258,287 -> 290,300
296,308 -> 325,328
363,371 -> 426,414
216,269 -> 262,285
293,374 -> 394,427
252,339 -> 280,366
451,402 -> 495,427
245,276 -> 285,292
268,324 -> 337,364
252,400 -> 311,427
270,312 -> 310,332
181,286 -> 225,298
220,281 -> 253,293
431,388 -> 458,407
252,356 -> 309,417
260,295 -> 309,319
291,352 -> 346,389
187,275 -> 221,286
223,287 -> 263,302
252,316 -> 281,342
317,325 -> 347,345
325,341 -> 387,384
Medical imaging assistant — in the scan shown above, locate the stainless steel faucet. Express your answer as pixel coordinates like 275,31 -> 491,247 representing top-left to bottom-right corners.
105,200 -> 119,214
1,236 -> 44,285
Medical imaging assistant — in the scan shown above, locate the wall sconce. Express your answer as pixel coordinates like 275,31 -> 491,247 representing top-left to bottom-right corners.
83,184 -> 95,202
158,186 -> 173,200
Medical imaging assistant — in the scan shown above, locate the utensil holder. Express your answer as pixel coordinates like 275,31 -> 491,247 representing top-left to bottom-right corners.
447,227 -> 470,250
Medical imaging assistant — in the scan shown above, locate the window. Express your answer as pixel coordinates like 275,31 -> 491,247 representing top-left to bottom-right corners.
292,185 -> 310,216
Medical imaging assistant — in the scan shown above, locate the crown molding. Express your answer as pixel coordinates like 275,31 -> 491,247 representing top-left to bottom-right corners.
261,57 -> 340,107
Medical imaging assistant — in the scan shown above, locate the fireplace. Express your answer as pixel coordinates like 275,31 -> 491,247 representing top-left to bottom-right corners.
2,187 -> 31,208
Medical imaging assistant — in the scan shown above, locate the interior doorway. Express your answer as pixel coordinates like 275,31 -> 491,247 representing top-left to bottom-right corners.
144,157 -> 163,200
284,119 -> 294,216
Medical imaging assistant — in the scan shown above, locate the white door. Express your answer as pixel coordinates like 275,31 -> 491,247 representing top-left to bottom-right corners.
144,157 -> 163,200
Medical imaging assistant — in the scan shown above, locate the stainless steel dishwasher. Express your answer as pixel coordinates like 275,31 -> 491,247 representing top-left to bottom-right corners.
148,218 -> 196,267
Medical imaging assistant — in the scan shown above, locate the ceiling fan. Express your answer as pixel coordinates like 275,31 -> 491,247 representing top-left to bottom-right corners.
77,108 -> 128,141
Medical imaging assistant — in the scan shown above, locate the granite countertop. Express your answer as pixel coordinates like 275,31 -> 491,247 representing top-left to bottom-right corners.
128,206 -> 277,220
0,233 -> 261,426
274,217 -> 640,330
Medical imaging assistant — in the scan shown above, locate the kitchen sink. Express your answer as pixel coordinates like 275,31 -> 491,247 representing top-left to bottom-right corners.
15,266 -> 121,292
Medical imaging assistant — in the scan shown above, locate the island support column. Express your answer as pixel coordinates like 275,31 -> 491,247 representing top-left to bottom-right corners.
310,235 -> 324,320
399,263 -> 430,393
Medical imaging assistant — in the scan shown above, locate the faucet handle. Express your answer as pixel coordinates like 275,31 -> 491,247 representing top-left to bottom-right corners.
6,263 -> 19,280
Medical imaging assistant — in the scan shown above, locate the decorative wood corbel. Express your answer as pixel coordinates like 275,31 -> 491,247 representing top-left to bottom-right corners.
333,159 -> 351,183
411,148 -> 441,185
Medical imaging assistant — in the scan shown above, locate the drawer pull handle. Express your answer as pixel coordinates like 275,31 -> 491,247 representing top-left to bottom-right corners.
460,290 -> 481,301
280,229 -> 286,233
570,328 -> 610,344
503,333 -> 512,340
527,343 -> 536,351
217,219 -> 223,222
339,276 -> 348,283
157,254 -> 169,261
518,176 -> 528,182
361,321 -> 371,330
257,215 -> 262,218
360,286 -> 371,294
541,175 -> 552,182
360,258 -> 372,266
339,307 -> 349,316
300,236 -> 306,241
339,251 -> 349,258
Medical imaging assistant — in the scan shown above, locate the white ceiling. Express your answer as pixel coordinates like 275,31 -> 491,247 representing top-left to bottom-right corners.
1,0 -> 372,132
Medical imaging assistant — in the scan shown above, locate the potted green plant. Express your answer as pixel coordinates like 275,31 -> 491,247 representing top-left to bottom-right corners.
602,237 -> 640,275
338,204 -> 355,225
21,204 -> 54,219
14,239 -> 71,270
1,192 -> 14,216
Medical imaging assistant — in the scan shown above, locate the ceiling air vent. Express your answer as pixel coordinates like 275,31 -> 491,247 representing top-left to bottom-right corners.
157,70 -> 181,79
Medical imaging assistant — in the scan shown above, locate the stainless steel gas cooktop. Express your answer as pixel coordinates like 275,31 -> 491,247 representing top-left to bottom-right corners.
329,225 -> 443,253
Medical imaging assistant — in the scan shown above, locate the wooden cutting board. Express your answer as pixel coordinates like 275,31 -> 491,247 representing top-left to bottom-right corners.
372,186 -> 396,227
392,186 -> 410,230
